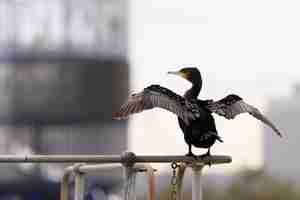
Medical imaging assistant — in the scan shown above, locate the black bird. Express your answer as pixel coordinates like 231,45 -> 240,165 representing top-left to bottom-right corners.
114,67 -> 282,158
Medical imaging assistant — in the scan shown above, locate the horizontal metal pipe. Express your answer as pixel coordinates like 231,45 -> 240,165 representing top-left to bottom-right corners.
0,155 -> 121,163
69,164 -> 122,173
65,163 -> 153,174
0,154 -> 231,164
134,155 -> 231,164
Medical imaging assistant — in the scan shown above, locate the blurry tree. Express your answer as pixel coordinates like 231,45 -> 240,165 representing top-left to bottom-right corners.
223,168 -> 300,200
144,168 -> 300,200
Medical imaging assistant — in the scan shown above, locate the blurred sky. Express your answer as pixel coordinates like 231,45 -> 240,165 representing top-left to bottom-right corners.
128,0 -> 299,174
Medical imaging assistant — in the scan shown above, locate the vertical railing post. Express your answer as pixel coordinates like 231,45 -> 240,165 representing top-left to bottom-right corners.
74,164 -> 86,200
145,164 -> 156,200
124,165 -> 137,200
191,163 -> 204,200
61,171 -> 71,200
121,152 -> 137,200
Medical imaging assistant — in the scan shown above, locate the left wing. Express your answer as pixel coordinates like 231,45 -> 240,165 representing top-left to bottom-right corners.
113,85 -> 201,125
205,94 -> 282,137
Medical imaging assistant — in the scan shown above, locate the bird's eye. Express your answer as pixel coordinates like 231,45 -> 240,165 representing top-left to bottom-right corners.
180,68 -> 187,73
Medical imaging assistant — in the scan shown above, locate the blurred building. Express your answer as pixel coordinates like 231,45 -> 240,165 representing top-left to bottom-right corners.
263,84 -> 300,182
0,0 -> 128,199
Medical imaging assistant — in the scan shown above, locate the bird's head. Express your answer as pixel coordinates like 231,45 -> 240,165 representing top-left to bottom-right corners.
168,67 -> 202,86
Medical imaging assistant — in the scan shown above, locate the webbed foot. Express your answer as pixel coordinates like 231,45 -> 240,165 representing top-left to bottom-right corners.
198,149 -> 212,167
185,152 -> 197,159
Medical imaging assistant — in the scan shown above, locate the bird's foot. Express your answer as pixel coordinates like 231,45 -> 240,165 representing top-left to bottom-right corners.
198,151 -> 212,167
185,152 -> 198,159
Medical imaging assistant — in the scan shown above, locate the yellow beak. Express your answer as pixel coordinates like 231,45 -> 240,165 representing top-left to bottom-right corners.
167,71 -> 188,79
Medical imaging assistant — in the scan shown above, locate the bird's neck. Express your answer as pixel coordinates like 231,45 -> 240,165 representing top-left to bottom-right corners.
184,83 -> 202,99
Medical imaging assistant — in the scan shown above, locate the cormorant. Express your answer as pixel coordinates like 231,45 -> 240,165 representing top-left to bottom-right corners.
114,67 -> 282,158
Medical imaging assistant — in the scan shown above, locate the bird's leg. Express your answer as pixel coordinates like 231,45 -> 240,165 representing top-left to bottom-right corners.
206,148 -> 211,157
185,144 -> 197,159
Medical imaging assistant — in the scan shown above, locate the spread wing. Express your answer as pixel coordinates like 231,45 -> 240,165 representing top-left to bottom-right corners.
205,94 -> 282,137
113,85 -> 201,125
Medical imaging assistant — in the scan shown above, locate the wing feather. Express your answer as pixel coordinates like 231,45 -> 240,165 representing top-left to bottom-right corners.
114,85 -> 201,125
206,94 -> 282,137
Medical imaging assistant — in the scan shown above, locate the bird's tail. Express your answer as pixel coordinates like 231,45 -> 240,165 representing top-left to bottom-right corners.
216,135 -> 223,143
209,131 -> 223,143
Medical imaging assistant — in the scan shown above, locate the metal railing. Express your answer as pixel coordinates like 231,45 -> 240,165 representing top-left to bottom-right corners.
0,152 -> 232,200
61,162 -> 156,200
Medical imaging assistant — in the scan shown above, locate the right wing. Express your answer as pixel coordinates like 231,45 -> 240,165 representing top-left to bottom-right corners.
205,94 -> 282,137
113,85 -> 201,125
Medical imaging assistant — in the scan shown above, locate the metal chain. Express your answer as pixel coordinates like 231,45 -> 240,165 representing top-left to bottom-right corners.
170,161 -> 179,200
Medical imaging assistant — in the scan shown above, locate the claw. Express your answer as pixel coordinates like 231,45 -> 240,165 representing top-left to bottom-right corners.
185,152 -> 197,159
198,149 -> 212,167
186,145 -> 197,159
